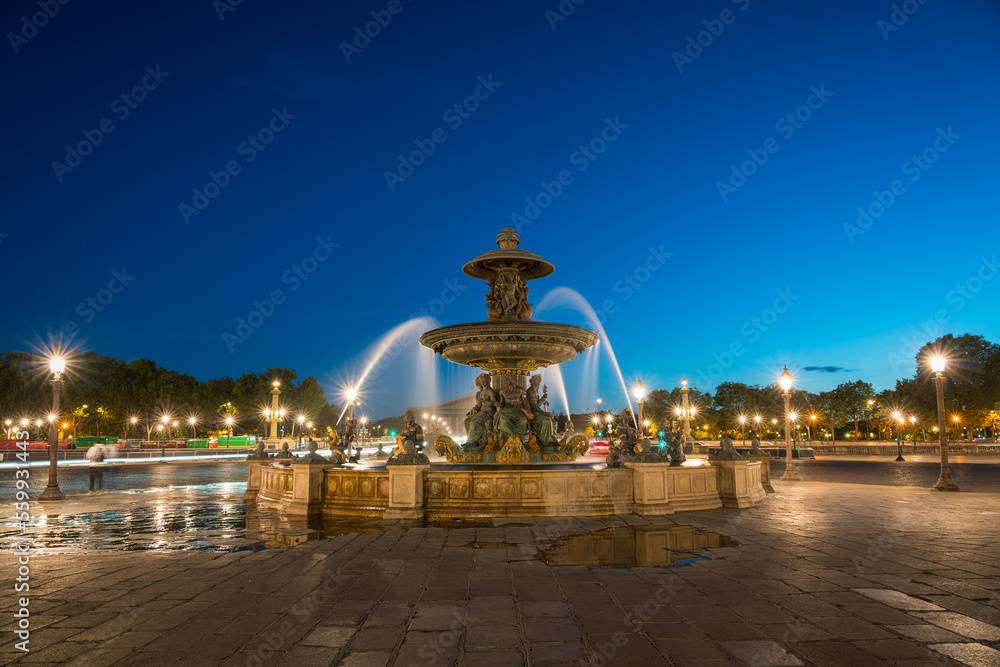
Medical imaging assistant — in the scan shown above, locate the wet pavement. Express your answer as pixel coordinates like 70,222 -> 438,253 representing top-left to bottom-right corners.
764,457 -> 1000,493
1,481 -> 998,666
0,460 -> 247,497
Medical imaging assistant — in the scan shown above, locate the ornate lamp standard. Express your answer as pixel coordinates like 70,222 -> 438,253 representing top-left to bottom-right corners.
39,357 -> 66,501
739,416 -> 746,446
266,381 -> 282,444
225,416 -> 233,446
679,379 -> 693,444
632,380 -> 646,430
345,387 -> 357,458
892,411 -> 905,461
778,366 -> 800,481
930,357 -> 959,491
189,417 -> 196,439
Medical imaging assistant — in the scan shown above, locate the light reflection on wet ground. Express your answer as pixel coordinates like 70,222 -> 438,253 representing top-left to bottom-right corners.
542,525 -> 738,567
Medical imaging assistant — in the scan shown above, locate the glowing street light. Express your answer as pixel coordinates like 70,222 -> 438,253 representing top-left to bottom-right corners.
189,417 -> 196,439
632,380 -> 646,428
892,410 -> 905,461
739,415 -> 746,446
39,356 -> 67,501
778,366 -> 799,481
930,356 -> 958,491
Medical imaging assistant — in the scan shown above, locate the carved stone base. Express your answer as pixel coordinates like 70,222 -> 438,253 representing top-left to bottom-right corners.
709,460 -> 766,508
624,462 -> 674,516
287,463 -> 335,515
244,460 -> 265,501
748,456 -> 775,493
384,465 -> 429,519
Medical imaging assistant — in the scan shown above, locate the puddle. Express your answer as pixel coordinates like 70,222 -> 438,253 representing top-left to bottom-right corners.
541,525 -> 738,567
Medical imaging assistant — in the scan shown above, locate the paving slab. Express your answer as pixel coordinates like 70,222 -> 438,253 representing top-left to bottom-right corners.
4,481 -> 1000,666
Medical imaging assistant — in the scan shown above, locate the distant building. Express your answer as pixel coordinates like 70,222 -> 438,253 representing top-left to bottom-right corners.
409,394 -> 476,437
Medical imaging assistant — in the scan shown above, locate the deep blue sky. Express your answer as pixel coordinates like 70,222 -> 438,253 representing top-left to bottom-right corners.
4,0 -> 999,417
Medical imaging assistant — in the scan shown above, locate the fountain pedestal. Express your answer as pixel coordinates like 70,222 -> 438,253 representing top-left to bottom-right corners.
245,460 -> 265,501
709,460 -> 766,508
385,465 -> 430,519
625,462 -> 675,516
288,463 -> 334,515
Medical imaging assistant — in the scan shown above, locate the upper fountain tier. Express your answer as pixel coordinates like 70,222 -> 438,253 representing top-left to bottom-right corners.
419,228 -> 598,373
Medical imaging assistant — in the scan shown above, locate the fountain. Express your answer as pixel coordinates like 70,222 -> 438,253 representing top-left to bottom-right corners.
247,229 -> 768,518
420,227 -> 596,463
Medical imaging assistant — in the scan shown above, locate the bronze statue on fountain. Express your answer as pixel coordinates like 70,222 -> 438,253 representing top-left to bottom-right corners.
421,228 -> 598,464
463,374 -> 499,453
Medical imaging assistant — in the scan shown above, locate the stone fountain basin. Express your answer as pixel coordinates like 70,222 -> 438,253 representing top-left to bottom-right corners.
419,320 -> 599,369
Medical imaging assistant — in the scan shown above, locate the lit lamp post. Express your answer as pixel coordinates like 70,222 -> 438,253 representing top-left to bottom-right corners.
754,415 -> 762,442
679,379 -> 692,444
930,357 -> 959,491
294,415 -> 305,447
596,397 -> 602,413
266,381 -> 282,444
952,415 -> 960,442
189,417 -> 196,439
892,411 -> 905,461
129,416 -> 137,439
225,416 -> 233,446
345,387 -> 357,458
808,414 -> 816,442
778,366 -> 799,481
39,357 -> 66,501
739,416 -> 746,446
909,416 -> 917,443
632,380 -> 646,430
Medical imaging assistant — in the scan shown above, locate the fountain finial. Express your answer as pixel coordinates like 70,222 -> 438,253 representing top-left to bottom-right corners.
496,227 -> 520,250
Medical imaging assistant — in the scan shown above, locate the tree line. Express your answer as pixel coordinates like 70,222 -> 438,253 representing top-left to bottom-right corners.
0,350 -> 342,439
578,334 -> 1000,442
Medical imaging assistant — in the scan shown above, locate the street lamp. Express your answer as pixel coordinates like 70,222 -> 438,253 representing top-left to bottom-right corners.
754,415 -> 762,442
39,356 -> 66,501
632,380 -> 645,429
909,416 -> 917,444
189,417 -> 196,439
930,357 -> 959,491
778,366 -> 799,481
952,414 -> 960,441
892,411 -> 905,461
345,387 -> 357,458
809,414 -> 816,442
739,415 -> 746,446
225,416 -> 233,446
596,397 -> 602,413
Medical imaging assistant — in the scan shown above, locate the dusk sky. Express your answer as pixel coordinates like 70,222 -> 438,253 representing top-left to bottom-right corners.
4,0 -> 999,417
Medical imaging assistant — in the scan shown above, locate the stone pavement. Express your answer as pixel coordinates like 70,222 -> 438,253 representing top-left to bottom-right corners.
2,481 -> 999,666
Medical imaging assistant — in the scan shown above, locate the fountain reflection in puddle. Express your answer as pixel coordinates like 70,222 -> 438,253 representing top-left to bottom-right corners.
541,524 -> 738,567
